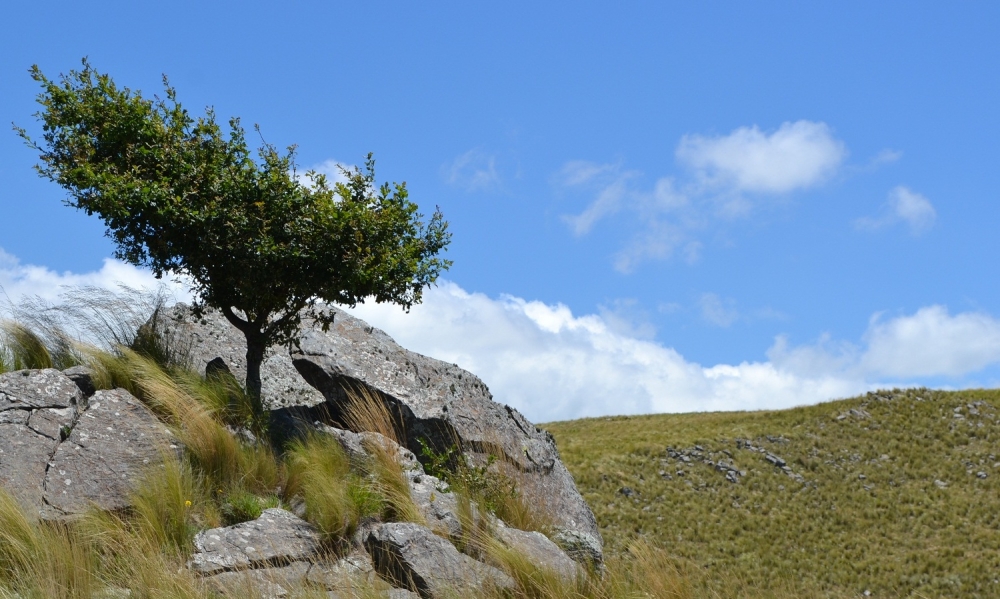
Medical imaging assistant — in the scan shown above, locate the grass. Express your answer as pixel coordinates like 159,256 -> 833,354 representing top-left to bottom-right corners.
544,387 -> 1000,598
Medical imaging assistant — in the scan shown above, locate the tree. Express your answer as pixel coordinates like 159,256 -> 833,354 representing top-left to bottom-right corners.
17,60 -> 451,405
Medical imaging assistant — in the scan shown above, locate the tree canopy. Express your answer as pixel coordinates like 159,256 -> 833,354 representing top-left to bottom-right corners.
18,59 -> 451,401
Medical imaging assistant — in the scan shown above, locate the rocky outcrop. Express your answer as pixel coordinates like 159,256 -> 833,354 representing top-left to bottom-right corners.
156,306 -> 325,410
159,303 -> 603,565
189,508 -> 322,575
365,522 -> 516,598
43,388 -> 178,518
0,369 -> 177,520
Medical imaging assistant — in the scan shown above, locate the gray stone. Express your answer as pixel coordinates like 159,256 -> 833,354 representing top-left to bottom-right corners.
406,471 -> 465,540
306,550 -> 378,589
289,306 -> 602,562
552,529 -> 604,570
42,389 -> 176,518
61,365 -> 96,397
0,368 -> 82,411
0,409 -> 29,425
157,305 -> 326,410
189,508 -> 322,575
495,523 -> 581,583
316,425 -> 422,473
365,522 -> 515,598
0,423 -> 60,514
27,407 -> 75,440
202,561 -> 311,598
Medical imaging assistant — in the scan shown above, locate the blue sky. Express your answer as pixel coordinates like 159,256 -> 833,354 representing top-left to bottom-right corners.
2,2 -> 1000,422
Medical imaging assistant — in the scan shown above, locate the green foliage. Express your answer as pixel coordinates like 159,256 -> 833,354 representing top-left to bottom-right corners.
20,59 -> 451,400
546,387 -> 1000,598
418,438 -> 520,518
220,488 -> 281,526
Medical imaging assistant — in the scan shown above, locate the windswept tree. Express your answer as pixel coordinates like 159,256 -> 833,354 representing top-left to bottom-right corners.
18,60 -> 451,404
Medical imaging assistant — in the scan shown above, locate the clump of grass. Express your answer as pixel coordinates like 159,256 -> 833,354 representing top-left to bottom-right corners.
340,385 -> 425,525
0,321 -> 57,370
220,488 -> 281,526
130,457 -> 219,555
285,432 -> 383,547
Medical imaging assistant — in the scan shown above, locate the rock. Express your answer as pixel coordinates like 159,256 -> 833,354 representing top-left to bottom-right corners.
494,523 -> 581,583
202,561 -> 311,598
289,305 -> 602,562
316,425 -> 422,473
157,305 -> 326,410
162,304 -> 602,565
406,471 -> 468,540
552,529 -> 604,569
306,550 -> 378,588
365,522 -> 515,598
0,423 -> 60,513
42,389 -> 177,518
27,407 -> 75,440
0,369 -> 84,515
189,508 -> 322,575
0,368 -> 83,411
61,365 -> 96,397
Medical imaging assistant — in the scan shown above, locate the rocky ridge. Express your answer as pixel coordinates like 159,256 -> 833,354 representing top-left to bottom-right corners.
0,303 -> 600,598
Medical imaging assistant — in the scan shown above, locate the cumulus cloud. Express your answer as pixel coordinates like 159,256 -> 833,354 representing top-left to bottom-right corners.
855,186 -> 936,235
676,121 -> 847,194
861,306 -> 1000,377
560,121 -> 849,271
0,248 -> 191,306
2,251 -> 997,423
345,281 -> 872,422
443,149 -> 501,192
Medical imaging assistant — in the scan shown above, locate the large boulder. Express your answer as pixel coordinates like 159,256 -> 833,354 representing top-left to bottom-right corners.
159,304 -> 603,565
365,522 -> 515,598
42,388 -> 179,518
0,370 -> 179,520
188,508 -> 322,575
0,369 -> 84,514
156,307 -> 325,410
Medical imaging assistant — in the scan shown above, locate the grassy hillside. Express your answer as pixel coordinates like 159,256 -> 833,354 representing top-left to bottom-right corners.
545,388 -> 1000,598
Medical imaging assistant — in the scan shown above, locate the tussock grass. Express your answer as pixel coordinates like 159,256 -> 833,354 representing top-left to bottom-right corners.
285,432 -> 382,545
341,385 -> 425,525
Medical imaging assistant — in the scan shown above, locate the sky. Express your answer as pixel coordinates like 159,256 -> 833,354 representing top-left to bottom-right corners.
2,2 -> 999,423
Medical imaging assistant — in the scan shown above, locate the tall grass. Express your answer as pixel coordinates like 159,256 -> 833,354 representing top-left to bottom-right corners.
284,432 -> 383,546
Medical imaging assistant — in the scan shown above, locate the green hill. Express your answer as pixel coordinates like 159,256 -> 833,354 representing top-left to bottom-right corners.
544,388 -> 1000,598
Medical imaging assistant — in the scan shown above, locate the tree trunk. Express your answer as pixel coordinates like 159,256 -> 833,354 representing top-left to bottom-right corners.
245,335 -> 266,416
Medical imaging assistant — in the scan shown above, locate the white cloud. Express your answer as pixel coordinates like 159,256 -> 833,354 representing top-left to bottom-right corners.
861,306 -> 1000,377
347,283 -> 1000,422
345,281 -> 871,422
560,121 -> 848,271
2,251 -> 997,423
699,293 -> 739,327
855,186 -> 936,235
443,149 -> 501,192
0,248 -> 191,307
676,120 -> 847,194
